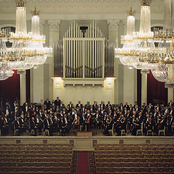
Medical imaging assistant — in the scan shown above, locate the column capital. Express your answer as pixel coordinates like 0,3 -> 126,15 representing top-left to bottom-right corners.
107,19 -> 120,31
48,19 -> 61,32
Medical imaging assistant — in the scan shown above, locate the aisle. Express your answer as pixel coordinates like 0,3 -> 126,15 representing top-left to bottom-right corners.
78,152 -> 89,174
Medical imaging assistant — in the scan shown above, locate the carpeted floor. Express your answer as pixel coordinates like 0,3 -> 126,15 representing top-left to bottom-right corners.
78,152 -> 89,174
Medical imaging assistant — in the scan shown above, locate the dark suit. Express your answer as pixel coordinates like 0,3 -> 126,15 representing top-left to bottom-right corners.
55,99 -> 61,107
44,100 -> 51,109
44,118 -> 52,135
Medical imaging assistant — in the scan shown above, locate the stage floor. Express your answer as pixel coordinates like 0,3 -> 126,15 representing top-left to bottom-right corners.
0,134 -> 174,151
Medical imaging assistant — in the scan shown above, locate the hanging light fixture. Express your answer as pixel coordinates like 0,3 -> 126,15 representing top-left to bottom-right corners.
132,0 -> 155,73
29,7 -> 52,69
115,7 -> 139,69
149,0 -> 174,88
9,0 -> 35,72
0,27 -> 15,80
0,0 -> 52,80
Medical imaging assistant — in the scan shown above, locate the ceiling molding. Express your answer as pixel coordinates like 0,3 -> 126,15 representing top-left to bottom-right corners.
0,5 -> 164,14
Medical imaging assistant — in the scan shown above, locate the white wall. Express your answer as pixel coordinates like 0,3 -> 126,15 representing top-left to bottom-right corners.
52,78 -> 115,105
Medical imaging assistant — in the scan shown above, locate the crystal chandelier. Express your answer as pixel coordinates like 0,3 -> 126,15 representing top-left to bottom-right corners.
115,8 -> 139,69
29,8 -> 52,70
132,0 -> 155,73
0,0 -> 52,80
149,0 -> 174,88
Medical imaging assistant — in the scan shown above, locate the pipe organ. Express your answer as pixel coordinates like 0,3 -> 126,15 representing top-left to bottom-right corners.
54,20 -> 114,78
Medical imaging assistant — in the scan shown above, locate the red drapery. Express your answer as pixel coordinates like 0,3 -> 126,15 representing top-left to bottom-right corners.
147,70 -> 168,105
26,70 -> 30,103
0,70 -> 20,107
137,70 -> 142,107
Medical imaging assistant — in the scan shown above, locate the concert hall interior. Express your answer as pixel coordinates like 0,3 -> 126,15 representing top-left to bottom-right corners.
0,0 -> 174,174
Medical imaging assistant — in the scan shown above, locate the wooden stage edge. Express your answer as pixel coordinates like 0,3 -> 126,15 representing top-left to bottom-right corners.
0,136 -> 174,151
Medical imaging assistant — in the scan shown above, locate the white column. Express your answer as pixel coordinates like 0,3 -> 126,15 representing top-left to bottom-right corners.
123,68 -> 137,105
20,73 -> 26,106
30,20 -> 45,103
168,88 -> 174,102
48,19 -> 61,101
141,74 -> 147,105
107,19 -> 119,104
32,65 -> 44,103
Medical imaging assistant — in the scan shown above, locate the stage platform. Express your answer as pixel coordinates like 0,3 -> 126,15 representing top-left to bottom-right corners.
77,130 -> 92,136
0,136 -> 174,151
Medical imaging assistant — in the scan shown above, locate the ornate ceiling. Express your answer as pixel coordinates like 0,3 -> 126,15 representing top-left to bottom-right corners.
0,0 -> 164,20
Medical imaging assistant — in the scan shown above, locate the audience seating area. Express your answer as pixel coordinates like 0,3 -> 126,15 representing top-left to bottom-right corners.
94,144 -> 174,174
0,144 -> 73,174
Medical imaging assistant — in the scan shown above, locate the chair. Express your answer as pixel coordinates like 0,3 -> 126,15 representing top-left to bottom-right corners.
14,125 -> 19,136
30,129 -> 35,136
44,129 -> 50,136
80,125 -> 83,131
108,124 -> 114,136
147,129 -> 154,136
136,122 -> 143,135
121,129 -> 127,136
158,126 -> 166,136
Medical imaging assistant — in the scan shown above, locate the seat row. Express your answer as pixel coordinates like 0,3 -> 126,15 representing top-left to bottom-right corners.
96,167 -> 174,173
95,147 -> 174,151
0,147 -> 73,151
0,162 -> 71,167
0,150 -> 72,155
95,158 -> 173,163
95,150 -> 174,154
0,144 -> 72,147
1,167 -> 71,173
95,144 -> 174,147
0,158 -> 70,163
95,154 -> 174,159
95,162 -> 174,168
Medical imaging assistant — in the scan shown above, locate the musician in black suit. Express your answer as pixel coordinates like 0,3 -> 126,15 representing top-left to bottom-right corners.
23,102 -> 29,115
93,101 -> 98,112
44,116 -> 52,136
124,102 -> 130,110
117,117 -> 127,136
19,115 -> 27,133
169,107 -> 174,116
132,117 -> 140,135
67,101 -> 73,111
4,106 -> 10,117
59,101 -> 65,111
80,113 -> 86,131
168,99 -> 174,107
44,98 -> 51,110
85,101 -> 90,110
30,117 -> 37,136
60,116 -> 65,136
100,101 -> 105,110
103,116 -> 113,136
15,117 -> 22,135
144,117 -> 154,135
166,115 -> 173,135
106,101 -> 112,110
76,101 -> 82,110
64,114 -> 71,134
35,114 -> 42,135
55,97 -> 61,107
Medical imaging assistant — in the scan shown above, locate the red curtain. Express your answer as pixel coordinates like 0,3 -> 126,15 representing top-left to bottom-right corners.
26,70 -> 30,103
0,70 -> 20,108
137,70 -> 142,107
147,70 -> 168,105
